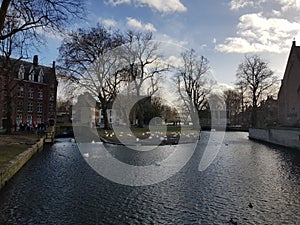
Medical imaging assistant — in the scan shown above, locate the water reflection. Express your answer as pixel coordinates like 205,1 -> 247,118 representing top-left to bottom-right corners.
0,132 -> 299,224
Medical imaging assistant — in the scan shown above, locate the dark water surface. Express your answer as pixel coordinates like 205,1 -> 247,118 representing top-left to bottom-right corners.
0,132 -> 299,224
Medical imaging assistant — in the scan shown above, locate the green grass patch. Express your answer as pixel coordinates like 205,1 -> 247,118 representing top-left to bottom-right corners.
0,145 -> 28,165
0,133 -> 42,168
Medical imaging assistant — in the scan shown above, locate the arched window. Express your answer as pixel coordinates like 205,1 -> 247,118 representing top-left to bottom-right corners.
38,68 -> 44,82
29,66 -> 35,81
18,64 -> 25,79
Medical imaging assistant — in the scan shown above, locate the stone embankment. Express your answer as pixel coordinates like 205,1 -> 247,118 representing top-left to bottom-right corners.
249,128 -> 300,150
0,137 -> 45,189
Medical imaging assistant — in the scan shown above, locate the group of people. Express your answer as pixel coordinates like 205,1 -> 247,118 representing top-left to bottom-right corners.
17,122 -> 49,132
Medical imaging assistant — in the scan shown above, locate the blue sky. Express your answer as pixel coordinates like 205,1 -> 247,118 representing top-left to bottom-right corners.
39,0 -> 300,87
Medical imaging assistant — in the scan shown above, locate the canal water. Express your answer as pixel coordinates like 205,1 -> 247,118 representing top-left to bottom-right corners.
0,132 -> 299,224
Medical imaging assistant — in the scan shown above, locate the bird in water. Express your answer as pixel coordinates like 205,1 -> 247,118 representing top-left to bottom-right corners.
248,202 -> 253,208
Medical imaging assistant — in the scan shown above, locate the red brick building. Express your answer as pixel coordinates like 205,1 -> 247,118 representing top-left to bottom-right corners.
278,41 -> 300,126
0,55 -> 57,129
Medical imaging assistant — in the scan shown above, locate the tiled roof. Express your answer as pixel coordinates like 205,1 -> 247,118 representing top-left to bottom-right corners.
0,56 -> 56,84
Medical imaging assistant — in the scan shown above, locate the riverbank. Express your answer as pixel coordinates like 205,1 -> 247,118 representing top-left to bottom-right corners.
249,127 -> 300,150
0,134 -> 45,189
57,124 -> 201,145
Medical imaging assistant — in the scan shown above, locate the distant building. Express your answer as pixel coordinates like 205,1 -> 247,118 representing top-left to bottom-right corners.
257,96 -> 278,127
72,93 -> 100,128
0,55 -> 58,128
73,93 -> 154,128
278,41 -> 300,126
56,104 -> 72,124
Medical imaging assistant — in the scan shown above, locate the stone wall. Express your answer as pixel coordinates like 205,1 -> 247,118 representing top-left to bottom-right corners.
0,137 -> 45,189
277,41 -> 300,126
249,128 -> 300,150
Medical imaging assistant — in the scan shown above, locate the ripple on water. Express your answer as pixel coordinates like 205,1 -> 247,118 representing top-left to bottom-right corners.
0,132 -> 299,224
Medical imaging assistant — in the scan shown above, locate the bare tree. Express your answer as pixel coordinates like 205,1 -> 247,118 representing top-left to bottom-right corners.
223,89 -> 242,125
0,14 -> 33,133
177,49 -> 212,128
0,0 -> 84,41
58,25 -> 125,129
0,0 -> 84,133
236,54 -> 277,127
120,31 -> 168,127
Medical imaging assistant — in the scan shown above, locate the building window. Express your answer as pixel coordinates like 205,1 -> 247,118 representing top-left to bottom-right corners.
17,101 -> 23,112
28,102 -> 33,112
49,102 -> 54,112
38,89 -> 43,100
16,114 -> 22,125
29,66 -> 35,81
18,64 -> 25,79
27,115 -> 32,125
28,88 -> 34,99
37,114 -> 42,123
38,69 -> 44,83
37,102 -> 43,113
50,93 -> 55,101
18,86 -> 24,97
2,102 -> 7,113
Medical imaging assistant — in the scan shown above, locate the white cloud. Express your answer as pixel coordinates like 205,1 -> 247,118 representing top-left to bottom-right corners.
126,17 -> 157,32
105,0 -> 131,6
217,83 -> 235,91
144,23 -> 157,32
272,10 -> 281,16
154,34 -> 189,58
229,0 -> 255,10
37,27 -> 64,41
137,0 -> 186,13
102,19 -> 117,27
165,55 -> 183,67
229,0 -> 300,11
216,13 -> 300,53
106,0 -> 187,13
277,0 -> 300,11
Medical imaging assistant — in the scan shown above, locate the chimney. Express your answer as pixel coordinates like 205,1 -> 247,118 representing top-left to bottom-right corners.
52,61 -> 55,68
292,37 -> 296,46
33,55 -> 38,66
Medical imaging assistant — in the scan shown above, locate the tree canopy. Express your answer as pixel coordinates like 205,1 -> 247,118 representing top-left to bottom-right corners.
0,0 -> 84,41
236,54 -> 277,127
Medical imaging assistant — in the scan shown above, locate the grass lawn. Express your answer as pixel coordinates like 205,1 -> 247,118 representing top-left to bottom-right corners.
0,133 -> 42,169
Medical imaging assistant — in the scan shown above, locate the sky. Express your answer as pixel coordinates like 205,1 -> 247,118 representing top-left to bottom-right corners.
38,0 -> 300,88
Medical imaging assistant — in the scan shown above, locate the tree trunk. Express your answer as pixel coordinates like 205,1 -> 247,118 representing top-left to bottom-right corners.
0,0 -> 11,36
136,102 -> 144,128
4,72 -> 13,134
251,94 -> 258,127
251,106 -> 257,128
4,94 -> 13,134
191,109 -> 200,130
102,107 -> 110,130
